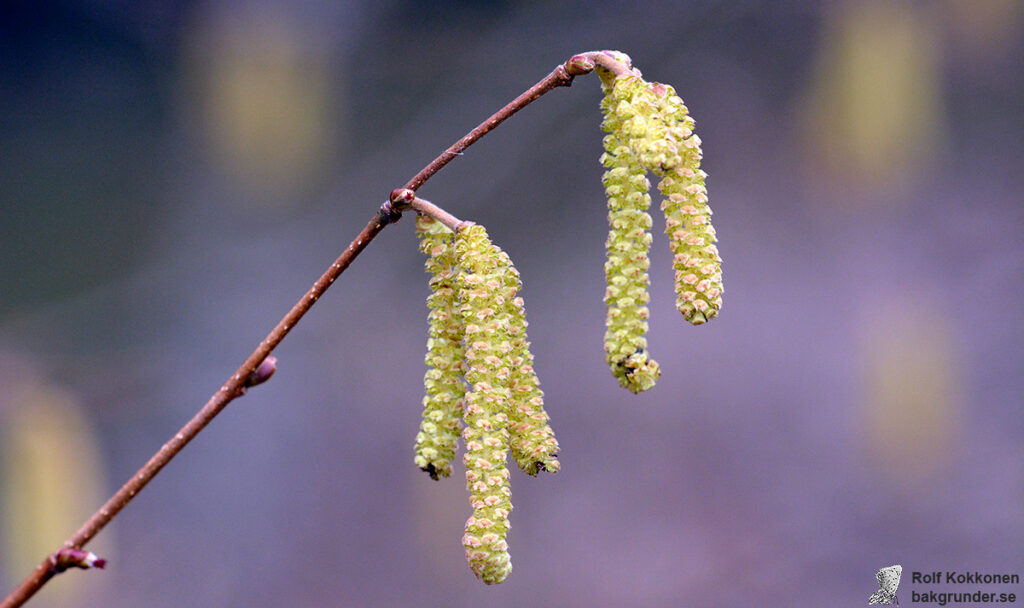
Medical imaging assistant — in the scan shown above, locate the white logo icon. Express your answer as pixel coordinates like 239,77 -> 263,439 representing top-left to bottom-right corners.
869,564 -> 902,605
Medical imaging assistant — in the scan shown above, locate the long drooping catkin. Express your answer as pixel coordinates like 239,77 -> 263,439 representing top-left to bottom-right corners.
455,224 -> 515,584
600,76 -> 661,393
492,250 -> 559,476
597,62 -> 723,395
413,215 -> 465,479
647,82 -> 722,324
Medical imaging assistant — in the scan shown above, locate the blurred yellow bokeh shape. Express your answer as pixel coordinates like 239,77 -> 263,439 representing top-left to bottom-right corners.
2,381 -> 109,604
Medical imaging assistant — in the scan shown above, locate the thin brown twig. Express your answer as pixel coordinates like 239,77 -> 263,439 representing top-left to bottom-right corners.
1,50 -> 628,608
411,197 -> 463,232
400,50 -> 628,194
0,209 -> 393,608
402,64 -> 574,192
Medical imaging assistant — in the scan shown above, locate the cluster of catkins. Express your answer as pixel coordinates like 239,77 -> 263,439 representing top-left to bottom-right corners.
414,215 -> 559,585
411,52 -> 722,585
598,52 -> 723,394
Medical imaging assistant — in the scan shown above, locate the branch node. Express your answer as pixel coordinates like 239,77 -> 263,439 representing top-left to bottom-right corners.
378,200 -> 404,225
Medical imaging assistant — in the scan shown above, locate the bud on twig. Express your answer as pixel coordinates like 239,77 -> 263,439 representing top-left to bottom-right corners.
48,548 -> 106,573
245,356 -> 277,388
389,188 -> 416,207
564,54 -> 596,76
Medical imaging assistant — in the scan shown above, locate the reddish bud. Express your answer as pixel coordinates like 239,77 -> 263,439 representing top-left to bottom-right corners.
246,356 -> 277,388
565,54 -> 596,76
389,188 -> 416,206
49,548 -> 106,573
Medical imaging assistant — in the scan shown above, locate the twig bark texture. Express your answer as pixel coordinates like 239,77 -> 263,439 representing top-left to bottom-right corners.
1,51 -> 624,608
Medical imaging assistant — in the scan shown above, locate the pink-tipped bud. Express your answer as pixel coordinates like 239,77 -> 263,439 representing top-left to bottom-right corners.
246,356 -> 277,388
565,54 -> 596,76
389,188 -> 416,206
49,548 -> 107,573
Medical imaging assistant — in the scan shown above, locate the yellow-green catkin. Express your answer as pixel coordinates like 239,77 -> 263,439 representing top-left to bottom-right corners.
600,79 -> 661,394
495,253 -> 560,476
414,215 -> 465,479
601,63 -> 723,327
607,75 -> 677,172
649,84 -> 723,324
455,223 -> 514,585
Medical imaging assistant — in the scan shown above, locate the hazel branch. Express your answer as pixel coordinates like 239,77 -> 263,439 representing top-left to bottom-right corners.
1,50 -> 631,608
402,67 -> 571,193
401,50 -> 630,192
0,208 -> 394,608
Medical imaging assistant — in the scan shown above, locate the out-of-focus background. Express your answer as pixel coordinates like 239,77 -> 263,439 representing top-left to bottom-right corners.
1,2 -> 1021,606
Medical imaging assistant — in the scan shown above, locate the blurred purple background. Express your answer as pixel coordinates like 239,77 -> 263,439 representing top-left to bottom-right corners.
1,2 -> 1022,606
